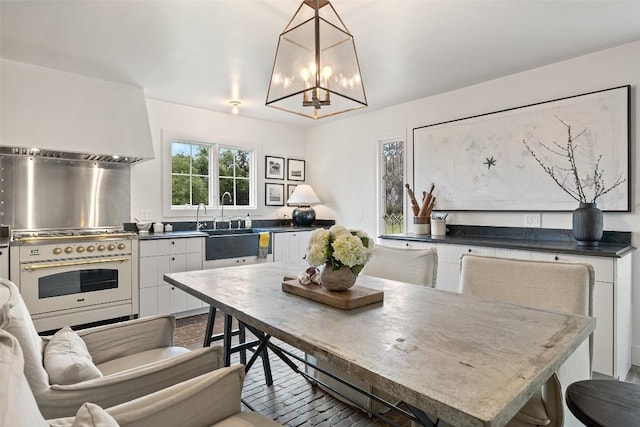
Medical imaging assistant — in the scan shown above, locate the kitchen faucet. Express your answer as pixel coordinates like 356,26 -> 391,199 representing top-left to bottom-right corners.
221,192 -> 232,228
196,203 -> 207,230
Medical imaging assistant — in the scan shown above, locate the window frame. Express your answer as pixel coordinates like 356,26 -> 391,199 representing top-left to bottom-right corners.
376,132 -> 408,235
162,130 -> 259,218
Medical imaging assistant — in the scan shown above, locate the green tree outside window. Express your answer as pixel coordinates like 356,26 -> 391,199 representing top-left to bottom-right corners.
171,141 -> 252,208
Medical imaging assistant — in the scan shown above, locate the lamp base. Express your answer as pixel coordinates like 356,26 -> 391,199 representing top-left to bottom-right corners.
292,206 -> 316,226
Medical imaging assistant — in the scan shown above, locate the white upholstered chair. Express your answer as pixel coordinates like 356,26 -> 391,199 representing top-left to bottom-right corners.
0,329 -> 281,427
459,254 -> 594,427
0,278 -> 223,419
361,245 -> 438,287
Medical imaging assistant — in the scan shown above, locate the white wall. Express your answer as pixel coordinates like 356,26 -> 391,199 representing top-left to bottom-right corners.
131,98 -> 307,222
306,40 -> 640,363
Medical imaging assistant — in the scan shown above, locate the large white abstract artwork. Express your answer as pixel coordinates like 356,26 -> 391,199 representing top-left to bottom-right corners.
413,86 -> 630,211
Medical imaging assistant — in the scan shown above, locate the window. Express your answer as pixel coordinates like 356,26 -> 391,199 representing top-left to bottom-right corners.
171,142 -> 210,206
219,146 -> 251,206
379,139 -> 405,234
170,139 -> 255,209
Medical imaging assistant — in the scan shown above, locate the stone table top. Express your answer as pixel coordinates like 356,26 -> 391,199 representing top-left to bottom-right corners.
165,262 -> 595,427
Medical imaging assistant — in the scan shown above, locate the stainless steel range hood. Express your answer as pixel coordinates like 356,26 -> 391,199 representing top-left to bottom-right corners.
0,59 -> 154,163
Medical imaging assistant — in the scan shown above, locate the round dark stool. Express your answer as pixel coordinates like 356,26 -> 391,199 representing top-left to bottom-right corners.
566,379 -> 640,427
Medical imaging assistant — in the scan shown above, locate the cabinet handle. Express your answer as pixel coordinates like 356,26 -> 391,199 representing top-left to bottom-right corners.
171,257 -> 175,261
554,256 -> 559,261
171,241 -> 175,245
468,248 -> 472,253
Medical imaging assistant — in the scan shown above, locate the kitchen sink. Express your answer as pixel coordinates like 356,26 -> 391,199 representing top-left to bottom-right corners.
203,228 -> 255,236
204,229 -> 271,260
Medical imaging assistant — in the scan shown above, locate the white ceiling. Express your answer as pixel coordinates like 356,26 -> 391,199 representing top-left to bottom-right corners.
2,0 -> 640,128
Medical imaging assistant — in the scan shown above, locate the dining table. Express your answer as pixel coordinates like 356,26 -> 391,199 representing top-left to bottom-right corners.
164,261 -> 595,427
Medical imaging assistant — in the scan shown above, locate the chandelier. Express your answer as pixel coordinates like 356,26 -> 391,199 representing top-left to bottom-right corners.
265,0 -> 367,119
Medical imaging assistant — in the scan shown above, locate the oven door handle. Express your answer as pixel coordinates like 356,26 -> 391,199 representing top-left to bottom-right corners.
23,257 -> 130,271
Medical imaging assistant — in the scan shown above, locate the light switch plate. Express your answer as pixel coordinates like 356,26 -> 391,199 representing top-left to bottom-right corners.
141,210 -> 152,220
524,213 -> 541,227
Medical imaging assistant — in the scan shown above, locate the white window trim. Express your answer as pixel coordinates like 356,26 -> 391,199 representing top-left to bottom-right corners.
161,129 -> 261,218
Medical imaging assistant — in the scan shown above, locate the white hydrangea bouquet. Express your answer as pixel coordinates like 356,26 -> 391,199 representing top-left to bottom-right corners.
306,225 -> 374,277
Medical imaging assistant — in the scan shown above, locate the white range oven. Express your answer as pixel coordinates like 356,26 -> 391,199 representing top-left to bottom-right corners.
10,229 -> 138,332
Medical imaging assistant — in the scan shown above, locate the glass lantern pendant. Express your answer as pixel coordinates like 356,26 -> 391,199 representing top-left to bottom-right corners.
265,0 -> 367,119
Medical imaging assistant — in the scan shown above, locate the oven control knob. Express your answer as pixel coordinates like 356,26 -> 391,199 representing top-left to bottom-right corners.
76,246 -> 85,253
117,243 -> 126,250
87,246 -> 95,253
97,245 -> 106,252
64,247 -> 73,254
107,244 -> 116,251
53,248 -> 62,255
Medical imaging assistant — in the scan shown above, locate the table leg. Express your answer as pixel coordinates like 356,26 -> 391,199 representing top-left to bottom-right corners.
203,305 -> 217,347
223,314 -> 233,366
239,323 -> 247,365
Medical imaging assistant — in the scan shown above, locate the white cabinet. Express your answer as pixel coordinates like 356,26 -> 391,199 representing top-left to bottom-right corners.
203,255 -> 273,270
379,236 -> 632,379
139,237 -> 206,318
0,246 -> 8,279
436,244 -> 496,293
273,230 -> 314,262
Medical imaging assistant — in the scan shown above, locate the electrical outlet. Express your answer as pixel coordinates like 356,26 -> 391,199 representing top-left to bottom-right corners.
524,213 -> 541,227
141,210 -> 152,220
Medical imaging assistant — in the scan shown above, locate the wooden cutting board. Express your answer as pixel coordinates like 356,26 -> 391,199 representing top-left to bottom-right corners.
281,278 -> 384,310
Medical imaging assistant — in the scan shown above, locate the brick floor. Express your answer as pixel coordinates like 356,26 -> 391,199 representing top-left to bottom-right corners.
175,314 -> 411,427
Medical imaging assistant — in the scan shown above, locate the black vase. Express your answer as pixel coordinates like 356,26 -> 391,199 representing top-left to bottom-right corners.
572,202 -> 603,247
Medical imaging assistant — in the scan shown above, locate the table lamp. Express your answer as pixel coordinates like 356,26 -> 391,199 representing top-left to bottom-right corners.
287,184 -> 321,226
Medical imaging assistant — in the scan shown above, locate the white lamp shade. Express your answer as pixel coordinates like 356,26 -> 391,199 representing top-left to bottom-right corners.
287,184 -> 321,206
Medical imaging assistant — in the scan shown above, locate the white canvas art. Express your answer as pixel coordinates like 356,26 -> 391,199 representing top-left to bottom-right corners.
413,86 -> 629,211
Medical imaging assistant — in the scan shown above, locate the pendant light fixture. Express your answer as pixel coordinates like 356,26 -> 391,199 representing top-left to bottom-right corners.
266,0 -> 367,119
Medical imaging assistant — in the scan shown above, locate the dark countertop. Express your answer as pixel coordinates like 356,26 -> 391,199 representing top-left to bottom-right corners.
137,230 -> 207,240
381,225 -> 634,258
136,225 -> 323,241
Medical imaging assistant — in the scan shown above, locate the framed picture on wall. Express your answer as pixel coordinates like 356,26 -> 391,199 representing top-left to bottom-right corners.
287,184 -> 298,205
287,158 -> 305,181
413,85 -> 630,211
265,156 -> 285,180
265,183 -> 285,206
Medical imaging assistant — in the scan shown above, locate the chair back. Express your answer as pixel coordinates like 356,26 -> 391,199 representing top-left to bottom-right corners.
459,254 -> 595,427
361,245 -> 438,287
0,279 -> 50,394
0,329 -> 49,426
459,254 -> 593,317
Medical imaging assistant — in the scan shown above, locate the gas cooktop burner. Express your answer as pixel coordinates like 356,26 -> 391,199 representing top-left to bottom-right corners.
12,228 -> 134,241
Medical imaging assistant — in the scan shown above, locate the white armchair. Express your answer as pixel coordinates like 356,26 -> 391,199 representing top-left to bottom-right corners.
0,279 -> 224,419
0,329 -> 282,427
459,254 -> 594,427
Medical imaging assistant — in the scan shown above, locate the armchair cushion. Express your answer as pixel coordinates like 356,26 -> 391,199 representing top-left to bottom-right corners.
45,326 -> 102,385
71,403 -> 118,427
